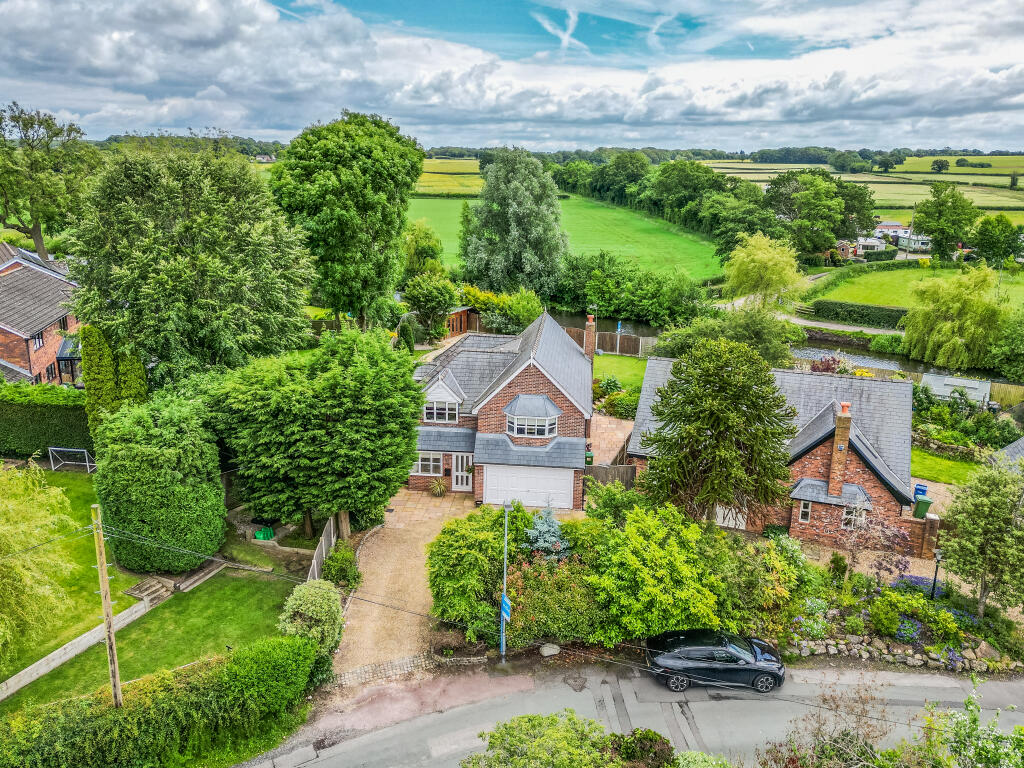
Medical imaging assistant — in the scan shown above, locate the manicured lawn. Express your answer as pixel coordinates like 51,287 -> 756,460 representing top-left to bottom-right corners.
0,570 -> 293,713
594,354 -> 648,390
408,196 -> 722,280
2,472 -> 141,679
911,447 -> 981,486
819,268 -> 1024,308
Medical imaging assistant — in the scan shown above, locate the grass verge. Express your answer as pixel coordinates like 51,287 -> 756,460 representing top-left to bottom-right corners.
911,447 -> 981,486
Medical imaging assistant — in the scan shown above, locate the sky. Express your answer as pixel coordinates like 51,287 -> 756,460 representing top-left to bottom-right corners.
1,0 -> 1022,151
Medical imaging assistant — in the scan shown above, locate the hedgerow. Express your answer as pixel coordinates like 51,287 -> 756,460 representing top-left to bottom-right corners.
0,382 -> 92,458
810,300 -> 909,329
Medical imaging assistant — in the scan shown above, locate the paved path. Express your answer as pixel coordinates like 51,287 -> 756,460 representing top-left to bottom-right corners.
782,314 -> 904,336
590,414 -> 634,465
255,662 -> 1024,768
333,489 -> 476,674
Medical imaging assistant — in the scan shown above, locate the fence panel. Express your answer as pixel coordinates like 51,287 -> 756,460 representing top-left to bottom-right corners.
639,336 -> 658,356
584,463 -> 637,489
596,332 -> 617,354
616,335 -> 641,356
308,516 -> 337,581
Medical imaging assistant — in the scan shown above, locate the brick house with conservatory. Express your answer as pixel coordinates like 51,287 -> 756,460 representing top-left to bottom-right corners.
410,312 -> 595,509
0,243 -> 80,385
628,361 -> 939,558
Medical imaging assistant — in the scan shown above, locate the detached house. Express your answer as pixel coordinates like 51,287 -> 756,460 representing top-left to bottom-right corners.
411,313 -> 595,509
628,360 -> 938,557
0,243 -> 80,385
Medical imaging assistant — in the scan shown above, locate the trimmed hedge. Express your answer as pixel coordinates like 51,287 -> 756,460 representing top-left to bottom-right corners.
810,300 -> 909,329
863,246 -> 899,262
0,636 -> 316,768
0,383 -> 92,458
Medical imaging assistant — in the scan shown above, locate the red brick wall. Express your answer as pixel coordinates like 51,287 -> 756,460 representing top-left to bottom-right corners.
419,411 -> 478,430
476,364 -> 588,445
0,314 -> 76,380
572,469 -> 584,510
409,452 -> 456,493
0,329 -> 29,369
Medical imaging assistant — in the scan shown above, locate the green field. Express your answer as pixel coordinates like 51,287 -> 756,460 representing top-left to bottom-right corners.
819,268 -> 1024,308
424,158 -> 479,174
408,195 -> 721,279
888,172 -> 1014,187
893,155 -> 1024,175
3,472 -> 141,679
1,570 -> 293,713
866,183 -> 1024,208
873,208 -> 1024,226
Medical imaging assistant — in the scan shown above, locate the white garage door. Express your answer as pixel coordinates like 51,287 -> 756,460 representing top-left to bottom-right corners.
482,465 -> 574,509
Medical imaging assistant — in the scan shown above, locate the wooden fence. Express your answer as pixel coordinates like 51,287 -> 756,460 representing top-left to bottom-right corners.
308,515 -> 338,581
585,463 -> 637,489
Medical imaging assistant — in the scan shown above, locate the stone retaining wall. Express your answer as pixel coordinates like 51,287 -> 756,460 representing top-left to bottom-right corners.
0,598 -> 152,702
912,431 -> 986,462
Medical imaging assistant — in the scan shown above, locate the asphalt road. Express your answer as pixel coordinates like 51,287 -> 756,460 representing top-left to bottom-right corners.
284,663 -> 1024,768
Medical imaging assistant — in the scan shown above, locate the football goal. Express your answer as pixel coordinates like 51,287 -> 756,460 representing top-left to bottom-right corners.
48,447 -> 97,473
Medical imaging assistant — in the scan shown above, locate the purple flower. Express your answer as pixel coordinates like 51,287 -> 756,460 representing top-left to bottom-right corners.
891,574 -> 945,599
894,616 -> 923,644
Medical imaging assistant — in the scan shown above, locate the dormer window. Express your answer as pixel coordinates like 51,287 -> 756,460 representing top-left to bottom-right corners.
506,415 -> 557,437
424,401 -> 458,423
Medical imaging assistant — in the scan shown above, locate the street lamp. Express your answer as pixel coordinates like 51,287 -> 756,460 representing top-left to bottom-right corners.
930,548 -> 943,600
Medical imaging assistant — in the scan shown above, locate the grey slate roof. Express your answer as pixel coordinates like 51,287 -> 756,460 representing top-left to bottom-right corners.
790,478 -> 872,509
0,264 -> 74,337
417,426 -> 477,453
416,314 -> 592,416
919,374 -> 991,405
57,335 -> 81,360
626,357 -> 676,458
503,394 -> 562,418
0,242 -> 70,279
628,365 -> 914,499
998,436 -> 1024,468
473,433 -> 586,469
0,360 -> 32,383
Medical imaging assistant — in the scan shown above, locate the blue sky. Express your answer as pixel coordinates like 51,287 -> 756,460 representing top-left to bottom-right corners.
1,0 -> 1022,149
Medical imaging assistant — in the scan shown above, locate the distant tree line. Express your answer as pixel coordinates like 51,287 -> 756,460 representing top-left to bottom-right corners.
549,152 -> 875,262
426,145 -> 744,167
92,132 -> 286,157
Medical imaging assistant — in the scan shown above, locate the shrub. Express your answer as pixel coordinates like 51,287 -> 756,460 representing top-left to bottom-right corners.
794,614 -> 830,640
602,387 -> 640,419
427,504 -> 532,641
827,552 -> 848,584
677,754 -> 732,768
505,554 -> 608,648
847,572 -> 875,596
810,299 -> 908,330
277,580 -> 344,656
596,375 -> 623,398
761,524 -> 790,540
522,508 -> 571,560
0,382 -> 92,458
869,334 -> 905,354
608,728 -> 676,768
397,320 -> 416,353
892,573 -> 945,599
895,616 -> 923,644
94,392 -> 225,573
869,593 -> 902,636
322,540 -> 362,589
0,637 -> 314,768
844,614 -> 866,635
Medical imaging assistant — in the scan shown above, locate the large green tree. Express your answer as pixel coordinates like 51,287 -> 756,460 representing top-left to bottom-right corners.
0,102 -> 99,259
214,329 -> 421,537
972,214 -> 1023,266
913,182 -> 980,260
641,338 -> 796,522
463,148 -> 568,298
271,112 -> 423,326
69,151 -> 311,388
402,219 -> 444,283
790,173 -> 844,256
0,464 -> 74,674
987,308 -> 1024,383
94,392 -> 226,573
651,309 -> 806,368
724,233 -> 806,305
942,460 -> 1024,618
902,266 -> 1004,370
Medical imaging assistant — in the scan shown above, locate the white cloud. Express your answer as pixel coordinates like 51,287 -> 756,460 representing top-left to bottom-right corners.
0,0 -> 1021,149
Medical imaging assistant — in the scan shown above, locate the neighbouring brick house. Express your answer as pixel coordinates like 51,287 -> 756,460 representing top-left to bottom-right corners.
628,359 -> 939,557
0,243 -> 80,385
410,312 -> 595,509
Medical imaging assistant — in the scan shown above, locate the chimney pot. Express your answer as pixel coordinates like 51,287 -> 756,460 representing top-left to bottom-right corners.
840,402 -> 851,415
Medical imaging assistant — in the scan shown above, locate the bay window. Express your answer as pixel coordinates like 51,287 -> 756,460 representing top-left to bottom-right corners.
506,415 -> 557,437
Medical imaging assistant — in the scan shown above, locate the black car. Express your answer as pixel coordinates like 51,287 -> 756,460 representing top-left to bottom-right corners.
644,629 -> 785,694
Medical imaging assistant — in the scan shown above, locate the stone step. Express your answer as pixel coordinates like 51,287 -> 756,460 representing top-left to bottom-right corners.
124,577 -> 173,606
175,560 -> 226,593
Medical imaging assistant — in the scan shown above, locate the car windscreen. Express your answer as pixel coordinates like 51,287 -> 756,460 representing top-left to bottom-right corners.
726,636 -> 755,662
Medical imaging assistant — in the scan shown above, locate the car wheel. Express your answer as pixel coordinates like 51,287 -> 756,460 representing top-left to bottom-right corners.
665,674 -> 690,693
752,674 -> 777,693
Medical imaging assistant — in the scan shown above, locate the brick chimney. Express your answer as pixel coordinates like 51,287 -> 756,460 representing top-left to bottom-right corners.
584,315 -> 596,362
828,402 -> 852,497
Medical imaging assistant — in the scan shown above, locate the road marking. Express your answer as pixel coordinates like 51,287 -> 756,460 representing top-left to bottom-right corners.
678,702 -> 709,752
427,724 -> 488,758
608,676 -> 633,733
660,702 -> 690,750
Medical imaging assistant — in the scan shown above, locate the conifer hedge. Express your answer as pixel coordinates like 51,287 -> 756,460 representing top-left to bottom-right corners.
0,383 -> 92,458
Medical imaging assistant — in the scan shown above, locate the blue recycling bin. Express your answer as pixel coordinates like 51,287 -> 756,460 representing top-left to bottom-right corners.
914,483 -> 927,499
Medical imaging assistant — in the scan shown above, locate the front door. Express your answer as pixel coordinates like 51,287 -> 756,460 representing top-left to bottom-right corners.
452,453 -> 473,491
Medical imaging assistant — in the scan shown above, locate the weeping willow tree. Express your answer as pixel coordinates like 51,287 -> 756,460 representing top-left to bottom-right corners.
902,266 -> 1005,370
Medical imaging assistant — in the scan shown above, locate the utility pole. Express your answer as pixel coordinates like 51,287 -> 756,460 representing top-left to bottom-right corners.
91,504 -> 123,707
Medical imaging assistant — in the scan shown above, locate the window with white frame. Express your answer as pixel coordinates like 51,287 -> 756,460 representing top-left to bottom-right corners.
799,500 -> 811,523
413,451 -> 443,475
423,401 -> 458,423
506,415 -> 557,437
842,506 -> 866,529
32,331 -> 44,350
